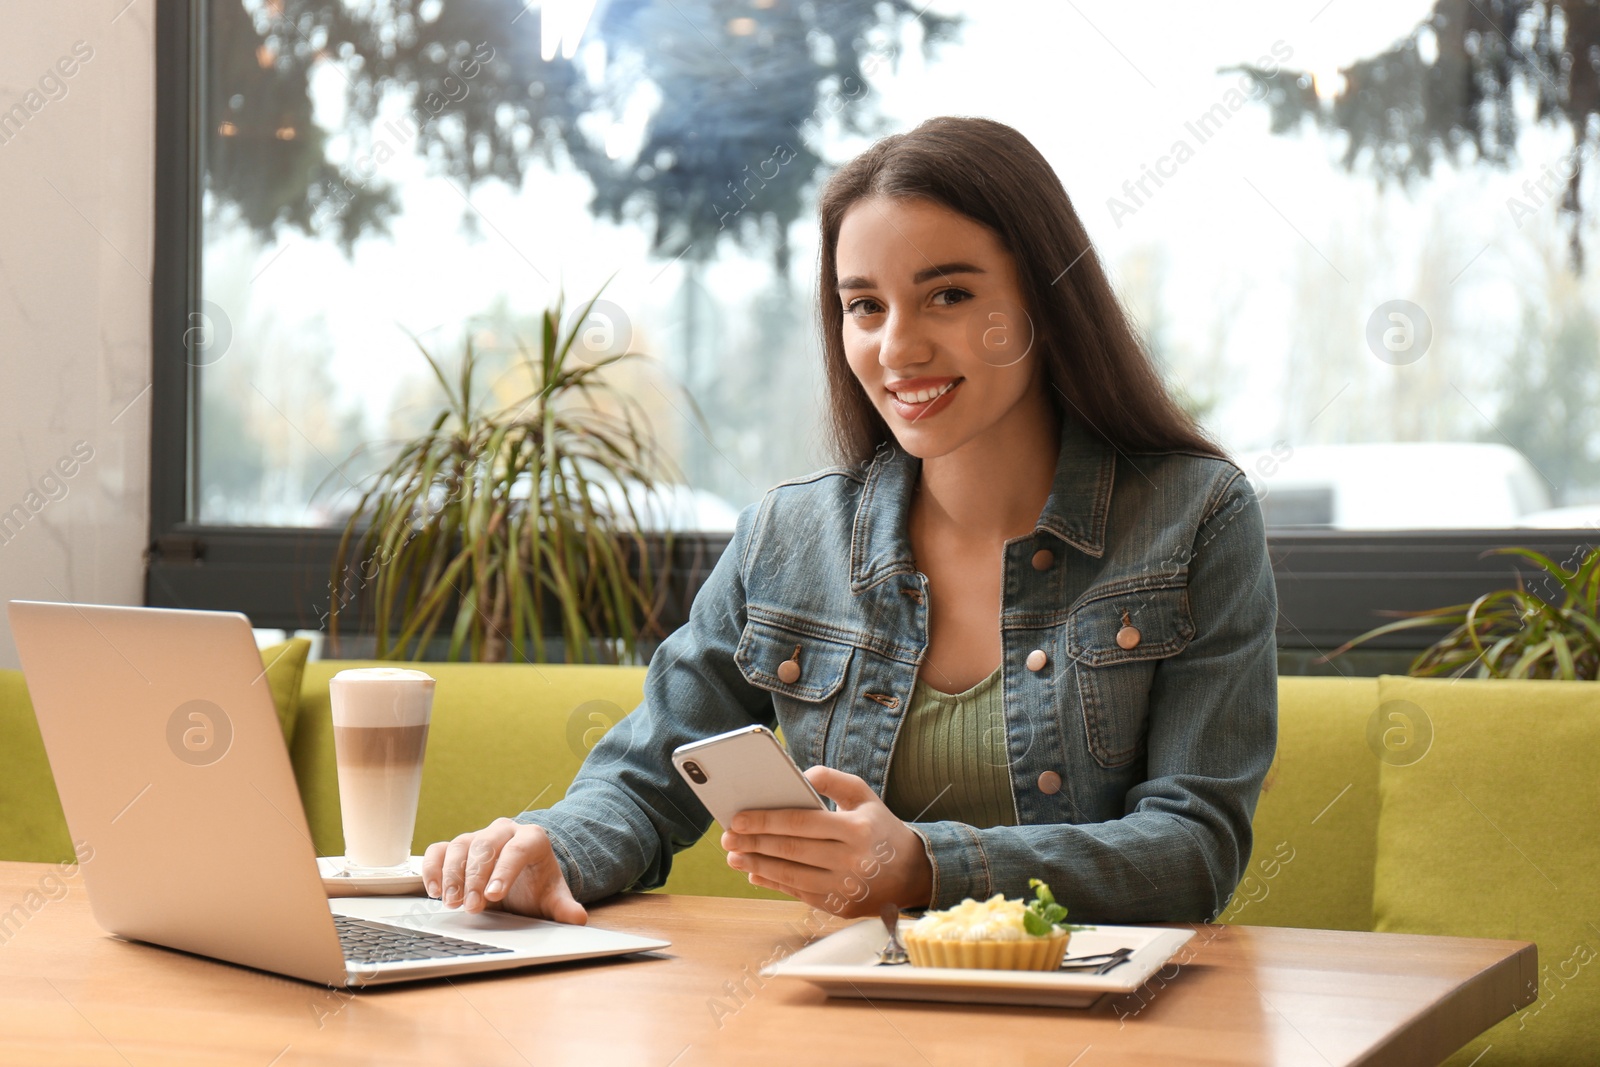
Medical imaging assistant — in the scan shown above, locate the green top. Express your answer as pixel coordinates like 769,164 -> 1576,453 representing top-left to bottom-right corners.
882,663 -> 1019,829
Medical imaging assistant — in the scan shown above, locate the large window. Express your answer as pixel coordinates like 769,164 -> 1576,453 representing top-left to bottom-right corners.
152,0 -> 1599,654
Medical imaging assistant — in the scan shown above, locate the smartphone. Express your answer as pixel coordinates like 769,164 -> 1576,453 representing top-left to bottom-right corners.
672,725 -> 827,827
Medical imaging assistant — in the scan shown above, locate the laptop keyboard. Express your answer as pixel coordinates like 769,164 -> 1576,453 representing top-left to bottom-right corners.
334,915 -> 515,965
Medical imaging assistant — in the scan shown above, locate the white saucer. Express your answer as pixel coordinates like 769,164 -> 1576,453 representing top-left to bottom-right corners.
316,855 -> 427,896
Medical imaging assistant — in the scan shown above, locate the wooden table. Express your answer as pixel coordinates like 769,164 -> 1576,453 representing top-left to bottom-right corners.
0,862 -> 1533,1066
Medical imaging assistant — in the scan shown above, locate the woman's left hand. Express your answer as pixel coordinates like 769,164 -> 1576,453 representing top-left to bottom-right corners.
719,766 -> 933,917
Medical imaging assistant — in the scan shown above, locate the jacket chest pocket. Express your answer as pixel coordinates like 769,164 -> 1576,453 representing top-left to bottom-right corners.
734,615 -> 855,767
1066,585 -> 1195,769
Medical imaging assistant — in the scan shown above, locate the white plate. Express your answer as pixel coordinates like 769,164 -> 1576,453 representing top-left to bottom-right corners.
763,919 -> 1194,1008
317,855 -> 427,896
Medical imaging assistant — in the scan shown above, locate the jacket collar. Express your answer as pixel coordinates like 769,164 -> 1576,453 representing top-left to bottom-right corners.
849,416 -> 1116,592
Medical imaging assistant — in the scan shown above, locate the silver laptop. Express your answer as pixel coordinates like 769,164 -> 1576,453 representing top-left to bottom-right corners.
7,600 -> 668,987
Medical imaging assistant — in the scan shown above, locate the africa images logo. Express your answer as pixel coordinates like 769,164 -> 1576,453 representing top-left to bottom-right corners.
166,700 -> 234,767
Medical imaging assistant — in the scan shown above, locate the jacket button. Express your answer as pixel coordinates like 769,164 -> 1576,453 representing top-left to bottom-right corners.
777,659 -> 800,683
1031,548 -> 1054,571
1025,649 -> 1047,672
1037,770 -> 1062,795
1116,625 -> 1142,650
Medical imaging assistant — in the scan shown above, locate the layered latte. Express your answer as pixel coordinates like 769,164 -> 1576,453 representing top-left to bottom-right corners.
329,667 -> 435,873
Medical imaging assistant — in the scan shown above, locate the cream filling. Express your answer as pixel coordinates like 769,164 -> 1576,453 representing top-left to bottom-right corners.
908,893 -> 1035,941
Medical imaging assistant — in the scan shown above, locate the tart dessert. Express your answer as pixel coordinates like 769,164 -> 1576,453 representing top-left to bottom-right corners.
902,879 -> 1073,970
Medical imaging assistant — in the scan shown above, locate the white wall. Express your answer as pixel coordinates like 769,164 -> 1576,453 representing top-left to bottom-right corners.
0,1 -> 154,668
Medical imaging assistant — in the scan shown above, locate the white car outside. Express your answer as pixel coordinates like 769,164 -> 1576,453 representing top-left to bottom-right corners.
1232,442 -> 1556,530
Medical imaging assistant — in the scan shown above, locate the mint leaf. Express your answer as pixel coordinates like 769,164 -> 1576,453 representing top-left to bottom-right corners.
1023,879 -> 1070,936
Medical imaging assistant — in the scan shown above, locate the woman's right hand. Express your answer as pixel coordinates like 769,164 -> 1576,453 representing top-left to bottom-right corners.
421,818 -> 588,925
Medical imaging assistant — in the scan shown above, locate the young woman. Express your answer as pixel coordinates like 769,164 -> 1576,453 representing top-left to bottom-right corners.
423,116 -> 1278,925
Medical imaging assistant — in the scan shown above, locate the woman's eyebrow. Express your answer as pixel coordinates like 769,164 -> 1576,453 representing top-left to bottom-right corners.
836,261 -> 987,290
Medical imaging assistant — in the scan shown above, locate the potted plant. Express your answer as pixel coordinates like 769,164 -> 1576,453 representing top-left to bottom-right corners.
1321,545 -> 1600,679
326,287 -> 689,664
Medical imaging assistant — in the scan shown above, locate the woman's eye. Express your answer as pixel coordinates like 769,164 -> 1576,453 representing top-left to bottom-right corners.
844,298 -> 882,317
933,288 -> 973,307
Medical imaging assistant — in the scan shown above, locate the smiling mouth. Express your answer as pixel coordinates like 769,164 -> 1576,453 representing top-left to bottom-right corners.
889,378 -> 963,405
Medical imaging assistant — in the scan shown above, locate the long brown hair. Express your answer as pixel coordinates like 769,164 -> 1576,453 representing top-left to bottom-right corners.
816,115 -> 1222,466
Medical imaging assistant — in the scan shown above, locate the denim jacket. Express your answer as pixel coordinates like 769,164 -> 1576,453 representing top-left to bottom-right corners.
516,415 -> 1279,923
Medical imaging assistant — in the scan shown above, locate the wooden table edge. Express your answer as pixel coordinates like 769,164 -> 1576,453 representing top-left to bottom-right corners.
1350,938 -> 1537,1067
1106,920 -> 1540,1067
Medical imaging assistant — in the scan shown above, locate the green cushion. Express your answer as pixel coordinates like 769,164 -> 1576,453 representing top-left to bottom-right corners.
0,639 -> 310,864
293,660 -> 781,900
1220,676 -> 1380,931
0,669 -> 74,863
1372,675 -> 1600,1066
259,637 -> 311,745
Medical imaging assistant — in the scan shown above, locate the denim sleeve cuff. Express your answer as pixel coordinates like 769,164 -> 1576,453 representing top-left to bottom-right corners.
908,821 -> 993,910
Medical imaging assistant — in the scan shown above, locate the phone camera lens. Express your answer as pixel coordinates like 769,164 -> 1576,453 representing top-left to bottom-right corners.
684,761 -> 708,784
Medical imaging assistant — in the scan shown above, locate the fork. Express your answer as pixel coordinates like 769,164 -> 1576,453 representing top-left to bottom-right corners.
875,902 -> 909,965
1058,946 -> 1134,973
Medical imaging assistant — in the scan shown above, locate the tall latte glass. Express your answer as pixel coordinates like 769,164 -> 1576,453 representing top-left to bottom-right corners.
329,667 -> 435,875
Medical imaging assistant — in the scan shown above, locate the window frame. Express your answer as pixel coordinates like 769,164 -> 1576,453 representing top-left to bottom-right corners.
148,0 -> 1599,660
